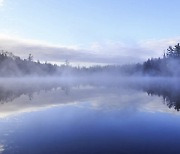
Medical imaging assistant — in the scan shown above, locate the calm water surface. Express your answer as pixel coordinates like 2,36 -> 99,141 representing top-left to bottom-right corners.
0,78 -> 180,154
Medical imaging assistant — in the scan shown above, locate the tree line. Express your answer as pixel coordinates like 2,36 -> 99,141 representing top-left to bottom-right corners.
0,43 -> 180,76
142,43 -> 180,76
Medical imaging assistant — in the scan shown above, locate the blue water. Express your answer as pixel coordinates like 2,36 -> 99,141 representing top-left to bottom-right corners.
0,82 -> 179,154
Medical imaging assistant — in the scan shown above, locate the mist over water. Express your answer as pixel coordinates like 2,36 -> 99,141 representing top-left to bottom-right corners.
1,0 -> 180,153
0,76 -> 179,115
0,76 -> 179,154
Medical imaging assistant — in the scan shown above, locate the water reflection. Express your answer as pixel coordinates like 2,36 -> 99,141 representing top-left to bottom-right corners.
0,77 -> 179,117
0,78 -> 180,153
0,79 -> 69,104
141,80 -> 180,111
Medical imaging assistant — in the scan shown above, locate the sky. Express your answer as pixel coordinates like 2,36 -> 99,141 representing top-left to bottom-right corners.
0,0 -> 180,65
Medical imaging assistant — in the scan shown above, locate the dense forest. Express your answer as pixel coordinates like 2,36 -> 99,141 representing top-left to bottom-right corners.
0,43 -> 180,77
142,43 -> 180,76
0,50 -> 141,76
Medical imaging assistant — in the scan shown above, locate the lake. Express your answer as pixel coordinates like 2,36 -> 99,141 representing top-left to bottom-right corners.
0,77 -> 180,154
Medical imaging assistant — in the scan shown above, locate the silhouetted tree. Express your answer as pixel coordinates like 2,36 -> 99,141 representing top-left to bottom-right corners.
28,54 -> 33,61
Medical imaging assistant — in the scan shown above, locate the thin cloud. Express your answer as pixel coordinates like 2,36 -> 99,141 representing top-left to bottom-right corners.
0,0 -> 4,6
0,34 -> 179,65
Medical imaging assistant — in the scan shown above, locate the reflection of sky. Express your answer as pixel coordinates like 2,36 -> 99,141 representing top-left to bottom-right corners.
0,81 -> 180,153
0,82 -> 178,118
1,103 -> 180,153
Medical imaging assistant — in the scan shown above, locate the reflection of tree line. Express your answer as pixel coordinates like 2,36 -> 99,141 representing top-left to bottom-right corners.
0,79 -> 180,111
0,83 -> 71,104
142,82 -> 180,111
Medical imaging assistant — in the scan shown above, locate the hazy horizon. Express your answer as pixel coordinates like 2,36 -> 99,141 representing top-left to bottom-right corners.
0,1 -> 180,154
1,0 -> 180,66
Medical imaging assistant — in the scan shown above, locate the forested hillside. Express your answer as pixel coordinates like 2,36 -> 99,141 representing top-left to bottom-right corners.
0,43 -> 180,77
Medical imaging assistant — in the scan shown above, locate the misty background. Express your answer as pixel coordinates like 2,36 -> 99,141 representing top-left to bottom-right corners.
1,0 -> 180,66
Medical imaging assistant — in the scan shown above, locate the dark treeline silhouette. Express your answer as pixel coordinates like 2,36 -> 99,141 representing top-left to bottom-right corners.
0,50 -> 142,76
0,51 -> 59,76
142,43 -> 180,76
83,43 -> 180,76
0,43 -> 180,76
84,43 -> 180,76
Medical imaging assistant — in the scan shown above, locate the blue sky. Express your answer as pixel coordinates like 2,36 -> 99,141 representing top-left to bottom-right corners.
0,0 -> 180,65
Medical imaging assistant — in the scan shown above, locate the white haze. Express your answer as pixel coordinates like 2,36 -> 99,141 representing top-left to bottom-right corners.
0,34 -> 180,65
0,76 -> 178,118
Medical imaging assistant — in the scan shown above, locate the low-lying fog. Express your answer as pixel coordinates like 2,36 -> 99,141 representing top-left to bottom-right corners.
0,76 -> 179,118
0,76 -> 180,154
